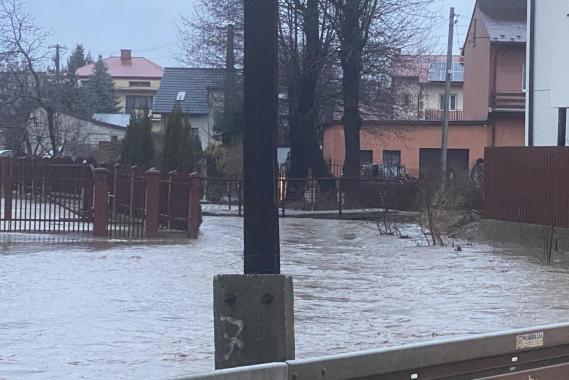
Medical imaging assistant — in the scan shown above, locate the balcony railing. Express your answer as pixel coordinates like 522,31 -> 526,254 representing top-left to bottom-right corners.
422,109 -> 464,121
491,92 -> 526,112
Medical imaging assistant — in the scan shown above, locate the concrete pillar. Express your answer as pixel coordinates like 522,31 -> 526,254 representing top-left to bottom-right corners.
92,168 -> 109,238
144,168 -> 161,238
214,275 -> 295,370
188,172 -> 201,239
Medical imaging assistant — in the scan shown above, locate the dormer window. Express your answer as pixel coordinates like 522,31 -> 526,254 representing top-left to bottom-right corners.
176,91 -> 186,101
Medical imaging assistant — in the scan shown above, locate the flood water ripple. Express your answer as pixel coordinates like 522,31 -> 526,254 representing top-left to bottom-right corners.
1,217 -> 569,379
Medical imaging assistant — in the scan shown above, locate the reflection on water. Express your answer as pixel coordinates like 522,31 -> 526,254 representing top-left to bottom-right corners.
1,217 -> 569,379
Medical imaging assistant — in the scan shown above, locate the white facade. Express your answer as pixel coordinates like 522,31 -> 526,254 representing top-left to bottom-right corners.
526,0 -> 569,145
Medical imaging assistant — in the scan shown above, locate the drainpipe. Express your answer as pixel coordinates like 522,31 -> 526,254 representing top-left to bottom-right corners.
491,116 -> 496,147
558,108 -> 567,147
528,0 -> 536,146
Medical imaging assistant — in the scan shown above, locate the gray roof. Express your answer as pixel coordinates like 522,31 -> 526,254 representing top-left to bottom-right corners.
478,0 -> 527,43
93,114 -> 130,128
153,67 -> 225,115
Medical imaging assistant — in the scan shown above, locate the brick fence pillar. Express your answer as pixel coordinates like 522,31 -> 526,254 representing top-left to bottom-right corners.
93,168 -> 109,238
145,168 -> 161,238
188,172 -> 202,239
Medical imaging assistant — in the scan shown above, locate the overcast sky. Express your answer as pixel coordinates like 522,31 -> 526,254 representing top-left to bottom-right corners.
25,0 -> 476,68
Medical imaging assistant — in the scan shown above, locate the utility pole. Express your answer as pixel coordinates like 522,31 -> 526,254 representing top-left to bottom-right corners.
213,0 -> 294,370
441,7 -> 455,181
54,44 -> 61,115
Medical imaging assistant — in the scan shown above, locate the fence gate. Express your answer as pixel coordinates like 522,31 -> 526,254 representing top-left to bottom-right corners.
107,165 -> 147,239
0,158 -> 94,234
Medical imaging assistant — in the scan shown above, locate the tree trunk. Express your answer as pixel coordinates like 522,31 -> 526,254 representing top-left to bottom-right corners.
46,107 -> 59,157
288,0 -> 330,180
340,0 -> 363,179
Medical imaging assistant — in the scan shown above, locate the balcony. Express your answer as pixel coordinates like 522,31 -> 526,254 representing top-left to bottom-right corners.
422,109 -> 464,121
491,92 -> 526,112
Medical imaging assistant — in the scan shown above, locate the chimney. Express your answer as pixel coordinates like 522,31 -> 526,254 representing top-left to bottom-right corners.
120,49 -> 132,64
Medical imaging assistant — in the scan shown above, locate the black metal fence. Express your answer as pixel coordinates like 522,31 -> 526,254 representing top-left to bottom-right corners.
201,176 -> 418,217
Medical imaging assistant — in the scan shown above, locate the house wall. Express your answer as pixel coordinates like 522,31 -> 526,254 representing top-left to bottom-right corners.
79,77 -> 161,114
392,77 -> 421,120
422,83 -> 464,112
494,115 -> 526,147
493,45 -> 525,94
156,114 -> 212,147
323,122 -> 490,178
527,0 -> 569,146
463,7 -> 491,121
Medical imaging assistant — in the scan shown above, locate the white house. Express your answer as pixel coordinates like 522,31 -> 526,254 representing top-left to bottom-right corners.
26,108 -> 126,160
152,68 -> 226,146
526,0 -> 569,146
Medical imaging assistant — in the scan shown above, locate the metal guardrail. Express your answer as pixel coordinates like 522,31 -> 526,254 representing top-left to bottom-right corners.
174,322 -> 569,380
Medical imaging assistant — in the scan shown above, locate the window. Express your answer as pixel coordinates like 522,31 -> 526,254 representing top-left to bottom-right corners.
452,63 -> 464,81
360,150 -> 374,165
176,91 -> 186,101
428,62 -> 464,82
125,95 -> 153,114
439,94 -> 457,111
129,81 -> 151,87
383,150 -> 401,165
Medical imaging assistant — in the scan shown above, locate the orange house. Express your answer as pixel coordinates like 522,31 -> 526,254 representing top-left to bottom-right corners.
323,0 -> 526,178
323,120 -> 524,178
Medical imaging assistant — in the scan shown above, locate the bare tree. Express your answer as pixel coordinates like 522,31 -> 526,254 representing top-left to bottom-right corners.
279,0 -> 337,178
330,0 -> 434,178
176,0 -> 244,68
178,0 -> 434,180
0,0 -> 59,156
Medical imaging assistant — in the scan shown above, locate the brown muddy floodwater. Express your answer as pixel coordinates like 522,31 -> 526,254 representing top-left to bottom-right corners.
1,217 -> 569,379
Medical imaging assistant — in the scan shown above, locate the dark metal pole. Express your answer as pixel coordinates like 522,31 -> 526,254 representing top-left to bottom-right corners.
243,0 -> 280,275
558,108 -> 567,147
441,7 -> 455,181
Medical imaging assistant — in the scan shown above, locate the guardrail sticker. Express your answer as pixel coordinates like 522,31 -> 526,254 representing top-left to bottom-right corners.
516,331 -> 544,350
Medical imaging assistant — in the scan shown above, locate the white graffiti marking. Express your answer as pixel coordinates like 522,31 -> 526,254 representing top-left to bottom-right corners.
220,316 -> 244,360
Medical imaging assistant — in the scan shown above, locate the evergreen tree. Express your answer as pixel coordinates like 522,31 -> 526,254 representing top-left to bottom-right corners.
61,44 -> 94,118
213,110 -> 244,145
67,44 -> 87,82
163,103 -> 184,170
121,112 -> 140,165
137,109 -> 155,167
121,110 -> 155,167
86,55 -> 120,114
177,121 -> 203,171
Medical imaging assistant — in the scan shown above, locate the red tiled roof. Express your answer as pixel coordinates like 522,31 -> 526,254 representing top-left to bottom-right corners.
76,56 -> 164,79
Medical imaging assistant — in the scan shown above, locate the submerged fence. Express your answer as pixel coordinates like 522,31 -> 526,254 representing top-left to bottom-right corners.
0,158 -> 94,233
201,176 -> 418,217
0,158 -> 202,239
484,147 -> 569,227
